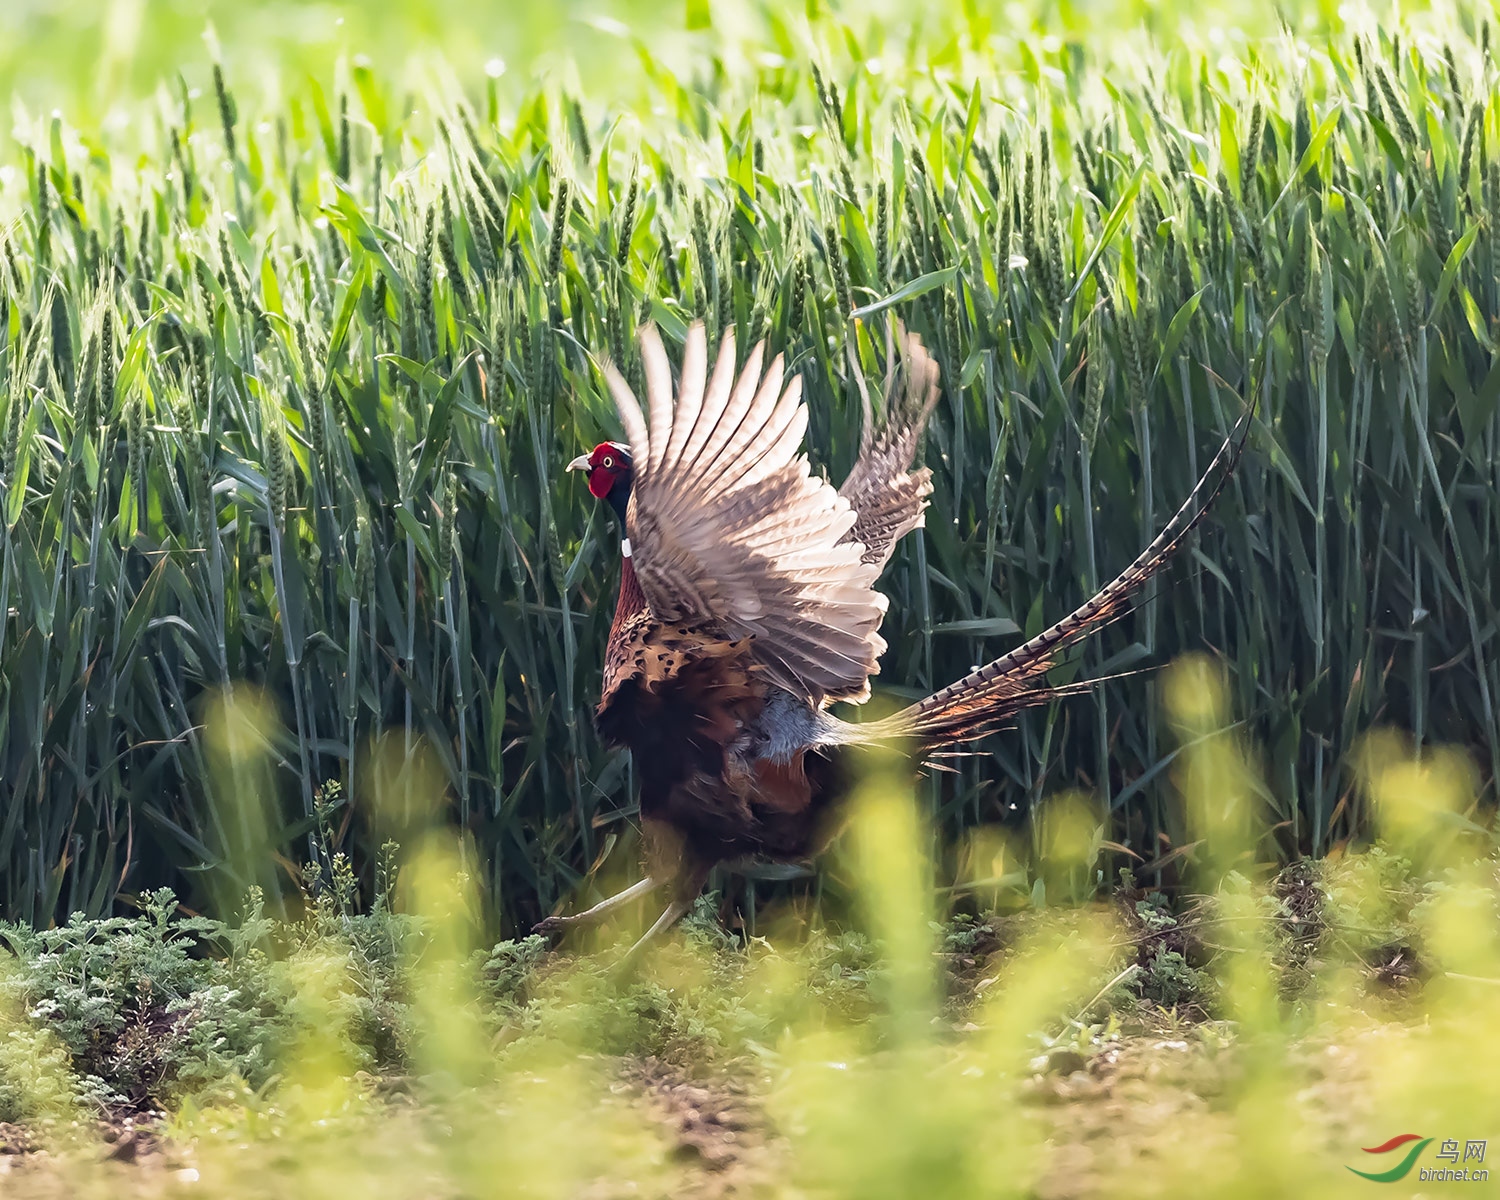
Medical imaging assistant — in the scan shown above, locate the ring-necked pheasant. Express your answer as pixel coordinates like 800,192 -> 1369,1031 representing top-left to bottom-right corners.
539,320 -> 1249,960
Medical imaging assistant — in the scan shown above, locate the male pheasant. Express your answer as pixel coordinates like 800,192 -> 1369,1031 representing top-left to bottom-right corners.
538,321 -> 1248,959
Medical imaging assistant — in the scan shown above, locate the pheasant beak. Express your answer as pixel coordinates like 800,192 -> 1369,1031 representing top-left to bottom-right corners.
566,453 -> 592,473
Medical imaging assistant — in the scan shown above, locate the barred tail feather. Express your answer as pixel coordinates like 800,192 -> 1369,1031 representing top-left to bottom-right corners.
873,399 -> 1254,749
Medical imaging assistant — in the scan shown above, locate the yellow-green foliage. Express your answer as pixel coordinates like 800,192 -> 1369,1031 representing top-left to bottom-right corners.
0,657 -> 1497,1197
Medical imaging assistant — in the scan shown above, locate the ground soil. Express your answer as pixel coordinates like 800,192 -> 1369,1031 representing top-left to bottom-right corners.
0,1021 -> 1393,1199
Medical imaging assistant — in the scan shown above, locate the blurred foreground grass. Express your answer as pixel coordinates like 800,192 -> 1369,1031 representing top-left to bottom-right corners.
1,658 -> 1497,1198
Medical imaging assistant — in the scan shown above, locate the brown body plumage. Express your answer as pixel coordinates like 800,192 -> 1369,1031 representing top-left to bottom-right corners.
539,322 -> 1250,958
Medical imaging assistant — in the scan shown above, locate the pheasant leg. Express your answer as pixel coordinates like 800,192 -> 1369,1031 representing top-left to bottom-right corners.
612,859 -> 714,970
532,875 -> 661,936
614,895 -> 697,970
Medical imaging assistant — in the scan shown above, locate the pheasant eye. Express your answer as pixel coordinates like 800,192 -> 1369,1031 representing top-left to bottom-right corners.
601,455 -> 614,469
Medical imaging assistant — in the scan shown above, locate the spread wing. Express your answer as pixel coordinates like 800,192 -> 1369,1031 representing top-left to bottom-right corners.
603,322 -> 888,706
837,327 -> 941,569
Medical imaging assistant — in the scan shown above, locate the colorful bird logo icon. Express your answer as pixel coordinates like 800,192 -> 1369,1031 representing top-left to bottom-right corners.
1347,1134 -> 1433,1182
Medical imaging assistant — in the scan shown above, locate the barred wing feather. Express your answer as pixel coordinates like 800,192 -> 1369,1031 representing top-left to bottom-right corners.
837,327 -> 942,569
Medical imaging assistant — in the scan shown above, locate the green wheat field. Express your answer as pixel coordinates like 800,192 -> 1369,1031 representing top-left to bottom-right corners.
0,0 -> 1497,1195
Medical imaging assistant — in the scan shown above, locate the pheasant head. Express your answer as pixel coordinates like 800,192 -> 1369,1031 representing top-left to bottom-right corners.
568,441 -> 633,522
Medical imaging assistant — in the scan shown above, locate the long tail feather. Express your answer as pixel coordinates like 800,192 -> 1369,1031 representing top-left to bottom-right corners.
868,397 -> 1255,749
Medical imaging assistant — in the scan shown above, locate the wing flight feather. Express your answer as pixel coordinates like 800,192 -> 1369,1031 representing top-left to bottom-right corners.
606,321 -> 889,704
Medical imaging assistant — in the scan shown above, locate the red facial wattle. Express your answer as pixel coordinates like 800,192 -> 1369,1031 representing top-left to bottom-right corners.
588,466 -> 616,499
